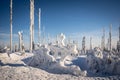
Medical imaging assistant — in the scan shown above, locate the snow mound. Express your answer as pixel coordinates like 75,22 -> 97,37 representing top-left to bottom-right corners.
87,48 -> 120,75
28,45 -> 86,76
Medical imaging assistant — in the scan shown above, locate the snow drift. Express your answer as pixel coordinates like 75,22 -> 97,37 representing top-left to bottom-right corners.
27,45 -> 87,76
87,47 -> 120,75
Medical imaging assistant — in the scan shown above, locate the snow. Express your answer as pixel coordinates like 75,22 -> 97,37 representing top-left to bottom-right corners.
0,44 -> 120,80
27,45 -> 86,76
86,48 -> 120,76
0,65 -> 120,80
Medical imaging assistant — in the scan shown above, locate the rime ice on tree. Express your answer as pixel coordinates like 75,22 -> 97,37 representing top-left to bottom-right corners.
59,33 -> 66,47
18,31 -> 25,53
10,0 -> 13,52
30,0 -> 34,52
38,8 -> 41,44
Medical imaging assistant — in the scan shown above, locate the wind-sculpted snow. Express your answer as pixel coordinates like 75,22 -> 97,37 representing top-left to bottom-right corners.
27,45 -> 87,76
0,45 -> 120,79
87,47 -> 120,76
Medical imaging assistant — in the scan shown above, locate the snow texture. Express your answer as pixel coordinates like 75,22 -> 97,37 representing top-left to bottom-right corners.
0,45 -> 120,80
27,45 -> 86,76
86,47 -> 120,76
1,66 -> 120,80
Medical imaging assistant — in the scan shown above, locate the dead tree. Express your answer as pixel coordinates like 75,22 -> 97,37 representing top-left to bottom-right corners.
82,36 -> 86,54
10,0 -> 13,52
117,26 -> 120,52
30,0 -> 34,52
18,31 -> 22,52
38,8 -> 41,44
90,37 -> 92,50
101,28 -> 105,50
109,25 -> 112,51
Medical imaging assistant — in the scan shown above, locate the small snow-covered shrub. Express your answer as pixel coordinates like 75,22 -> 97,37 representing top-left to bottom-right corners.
87,48 -> 120,75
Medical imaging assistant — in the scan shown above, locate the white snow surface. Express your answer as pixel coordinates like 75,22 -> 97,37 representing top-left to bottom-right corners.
86,47 -> 120,76
27,45 -> 86,76
1,66 -> 120,80
0,45 -> 120,80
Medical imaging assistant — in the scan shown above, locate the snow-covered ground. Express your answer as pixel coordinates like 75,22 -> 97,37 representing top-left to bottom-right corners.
0,66 -> 120,80
0,45 -> 120,80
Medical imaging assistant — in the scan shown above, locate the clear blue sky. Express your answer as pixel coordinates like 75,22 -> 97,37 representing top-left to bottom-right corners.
0,0 -> 120,48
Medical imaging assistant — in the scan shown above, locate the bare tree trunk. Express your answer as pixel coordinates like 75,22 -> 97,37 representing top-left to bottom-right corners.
82,36 -> 86,54
30,0 -> 34,52
119,26 -> 120,42
90,37 -> 92,50
101,28 -> 105,50
38,8 -> 41,44
10,0 -> 12,52
109,25 -> 112,51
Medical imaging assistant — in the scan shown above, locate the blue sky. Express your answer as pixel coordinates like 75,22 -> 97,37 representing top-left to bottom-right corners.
0,0 -> 120,49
